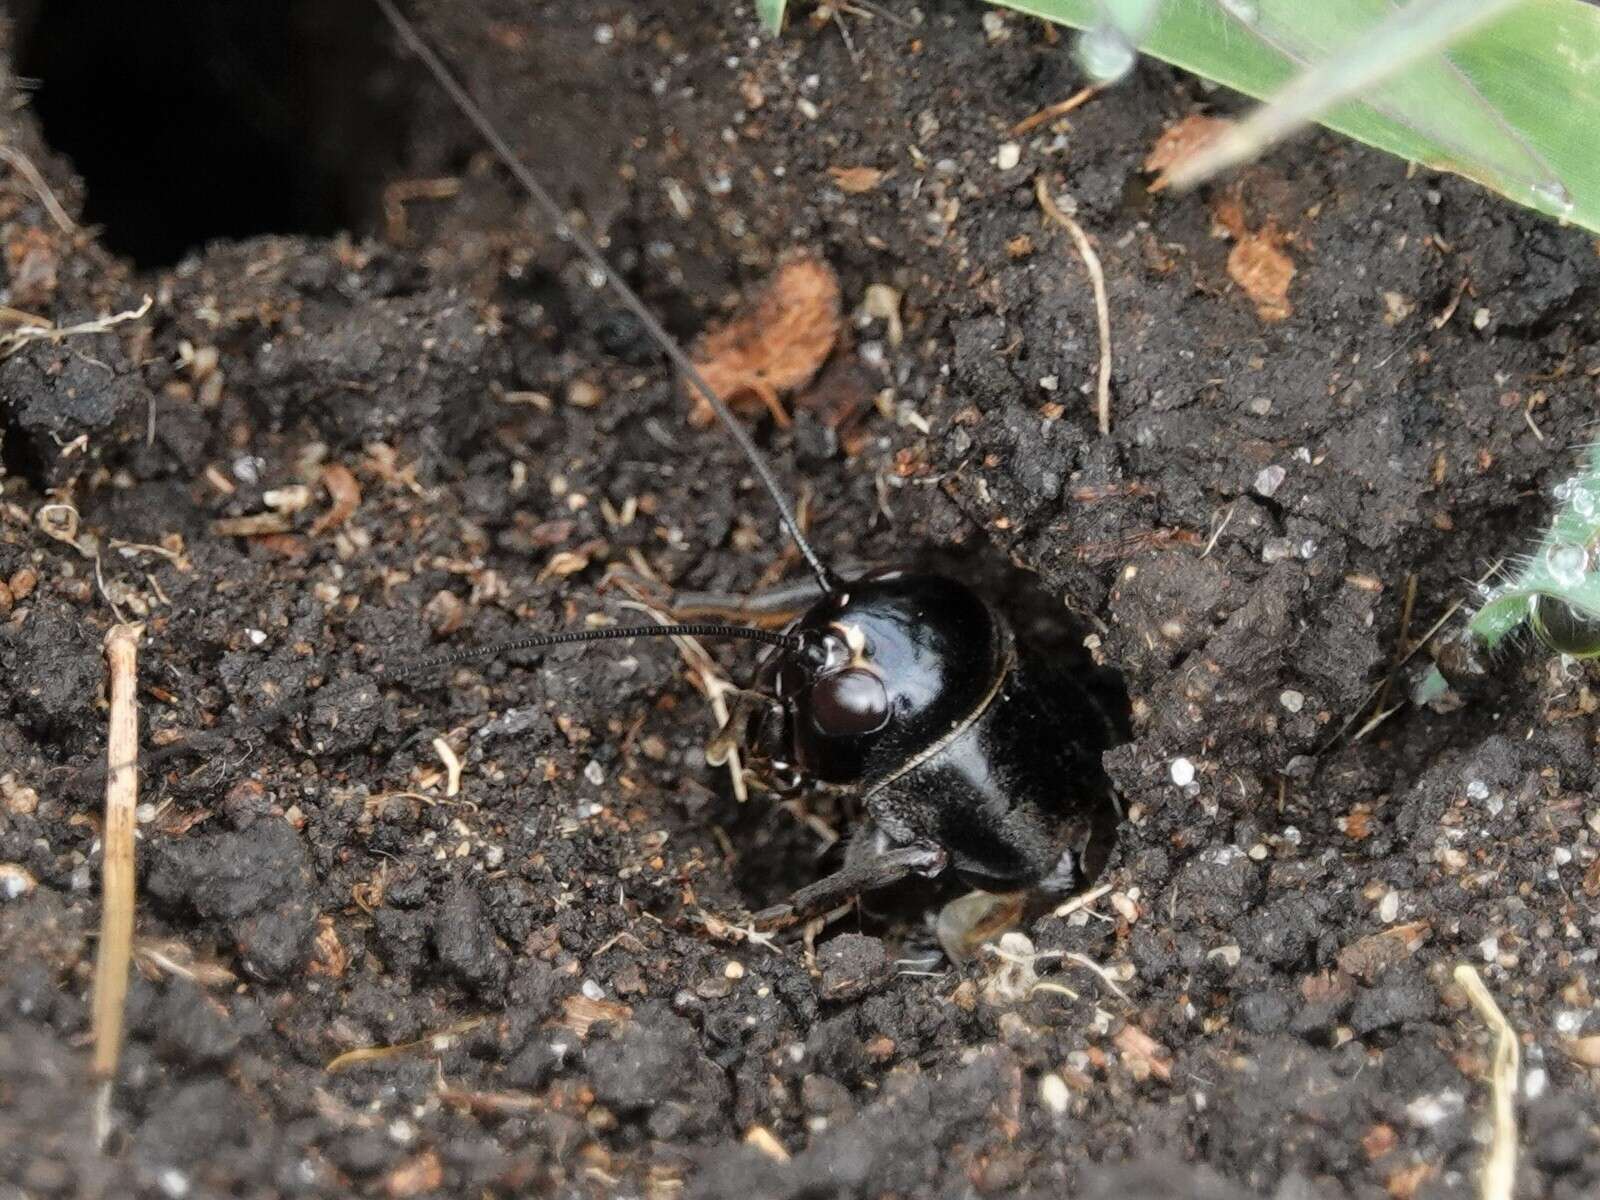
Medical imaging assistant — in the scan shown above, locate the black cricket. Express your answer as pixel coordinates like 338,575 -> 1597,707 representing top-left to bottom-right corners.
99,1 -> 1127,949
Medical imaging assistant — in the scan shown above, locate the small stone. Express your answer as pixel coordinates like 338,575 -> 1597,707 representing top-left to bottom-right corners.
1039,1073 -> 1070,1114
1279,690 -> 1305,714
567,379 -> 603,408
1253,465 -> 1287,497
1405,1091 -> 1465,1128
1377,890 -> 1400,923
1207,944 -> 1241,968
1466,779 -> 1489,801
0,864 -> 37,900
694,975 -> 733,999
1,776 -> 39,815
1170,757 -> 1196,787
996,142 -> 1021,171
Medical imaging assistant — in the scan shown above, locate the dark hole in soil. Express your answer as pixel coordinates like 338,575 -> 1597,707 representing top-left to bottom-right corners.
15,0 -> 413,267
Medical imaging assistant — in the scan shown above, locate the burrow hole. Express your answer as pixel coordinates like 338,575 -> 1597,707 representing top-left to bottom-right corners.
16,0 -> 415,268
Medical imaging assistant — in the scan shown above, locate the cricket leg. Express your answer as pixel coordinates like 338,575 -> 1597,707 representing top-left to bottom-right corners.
753,840 -> 948,930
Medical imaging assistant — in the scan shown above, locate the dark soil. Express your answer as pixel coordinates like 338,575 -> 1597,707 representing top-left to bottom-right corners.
3,3 -> 1599,1198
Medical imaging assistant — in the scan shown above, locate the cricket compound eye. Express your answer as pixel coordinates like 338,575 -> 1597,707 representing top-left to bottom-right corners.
808,668 -> 890,738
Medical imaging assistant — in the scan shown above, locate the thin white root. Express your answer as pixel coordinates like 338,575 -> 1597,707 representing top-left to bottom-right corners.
1035,178 -> 1113,435
0,295 -> 152,360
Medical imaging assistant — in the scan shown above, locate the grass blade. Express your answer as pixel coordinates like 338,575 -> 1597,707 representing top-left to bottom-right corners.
91,623 -> 142,1146
993,0 -> 1600,233
1165,0 -> 1521,189
757,0 -> 788,35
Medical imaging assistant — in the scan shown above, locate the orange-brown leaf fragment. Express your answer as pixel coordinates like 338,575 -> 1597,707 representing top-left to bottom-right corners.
1143,114 -> 1232,192
1228,225 -> 1295,322
828,165 -> 885,194
384,1150 -> 443,1199
688,255 -> 842,427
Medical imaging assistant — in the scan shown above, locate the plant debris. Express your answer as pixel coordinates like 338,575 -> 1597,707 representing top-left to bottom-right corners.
687,254 -> 841,427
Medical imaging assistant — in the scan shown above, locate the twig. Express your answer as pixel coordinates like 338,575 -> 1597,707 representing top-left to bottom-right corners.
1010,85 -> 1102,137
1373,571 -> 1419,716
91,623 -> 142,1149
0,142 -> 78,236
1035,177 -> 1113,435
1052,880 -> 1113,919
1453,964 -> 1519,1200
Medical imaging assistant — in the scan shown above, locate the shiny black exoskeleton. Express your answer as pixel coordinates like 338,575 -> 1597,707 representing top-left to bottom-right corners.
749,569 -> 1121,926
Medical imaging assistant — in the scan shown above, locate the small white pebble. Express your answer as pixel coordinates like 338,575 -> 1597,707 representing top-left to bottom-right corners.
136,803 -> 158,825
1279,690 -> 1305,714
1207,944 -> 1241,968
1473,306 -> 1491,329
1466,779 -> 1489,801
1038,375 -> 1059,392
1039,1073 -> 1070,1114
0,864 -> 37,901
581,979 -> 605,1001
584,760 -> 605,786
593,23 -> 614,44
1253,465 -> 1287,497
797,98 -> 820,121
996,142 -> 1021,171
247,629 -> 267,646
1378,890 -> 1400,923
157,1169 -> 190,1200
724,960 -> 746,979
1479,935 -> 1499,962
1170,757 -> 1196,787
483,845 -> 505,869
1406,1091 -> 1464,1128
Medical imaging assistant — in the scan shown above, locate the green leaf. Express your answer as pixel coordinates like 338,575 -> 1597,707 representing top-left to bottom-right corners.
991,0 -> 1600,234
757,0 -> 788,35
1468,443 -> 1600,656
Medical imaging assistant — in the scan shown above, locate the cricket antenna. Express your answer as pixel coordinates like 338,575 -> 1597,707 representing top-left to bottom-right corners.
372,0 -> 837,594
74,621 -> 803,794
